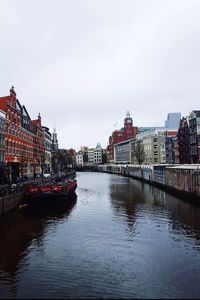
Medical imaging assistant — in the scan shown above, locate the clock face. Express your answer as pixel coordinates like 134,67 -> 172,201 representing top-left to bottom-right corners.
127,119 -> 132,123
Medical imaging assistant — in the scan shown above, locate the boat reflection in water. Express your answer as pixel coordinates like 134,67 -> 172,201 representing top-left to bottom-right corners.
0,194 -> 77,298
1,172 -> 200,299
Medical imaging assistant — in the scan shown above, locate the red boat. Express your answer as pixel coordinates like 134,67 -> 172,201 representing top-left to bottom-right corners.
23,177 -> 77,205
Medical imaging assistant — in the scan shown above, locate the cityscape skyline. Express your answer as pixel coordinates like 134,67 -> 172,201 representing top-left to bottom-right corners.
1,0 -> 200,149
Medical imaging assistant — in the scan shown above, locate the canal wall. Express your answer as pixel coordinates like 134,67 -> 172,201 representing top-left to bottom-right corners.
0,192 -> 24,215
98,164 -> 200,204
75,166 -> 98,172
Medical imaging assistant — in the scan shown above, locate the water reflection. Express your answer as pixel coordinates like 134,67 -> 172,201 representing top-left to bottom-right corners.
108,175 -> 200,299
1,173 -> 200,299
145,186 -> 200,243
0,195 -> 77,294
109,175 -> 200,245
109,177 -> 145,231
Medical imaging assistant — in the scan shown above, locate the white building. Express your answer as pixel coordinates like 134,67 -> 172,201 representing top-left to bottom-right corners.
88,149 -> 95,165
84,144 -> 103,165
76,153 -> 84,167
42,126 -> 52,175
94,143 -> 102,164
133,129 -> 166,165
114,139 -> 132,164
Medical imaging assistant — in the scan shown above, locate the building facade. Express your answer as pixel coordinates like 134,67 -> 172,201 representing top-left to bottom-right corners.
42,126 -> 52,175
76,153 -> 84,167
94,143 -> 102,164
77,147 -> 89,166
107,112 -> 138,162
177,116 -> 190,164
173,136 -> 179,164
114,139 -> 132,164
0,110 -> 6,180
77,144 -> 103,166
134,129 -> 166,165
165,131 -> 179,164
189,110 -> 200,164
165,136 -> 176,164
0,87 -> 45,180
88,149 -> 95,165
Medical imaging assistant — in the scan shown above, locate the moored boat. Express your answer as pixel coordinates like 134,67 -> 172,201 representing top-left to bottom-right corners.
23,177 -> 77,205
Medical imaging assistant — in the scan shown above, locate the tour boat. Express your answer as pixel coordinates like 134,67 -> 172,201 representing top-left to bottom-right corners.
23,177 -> 77,205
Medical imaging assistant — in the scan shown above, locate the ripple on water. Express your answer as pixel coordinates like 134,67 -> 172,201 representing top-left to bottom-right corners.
0,172 -> 200,299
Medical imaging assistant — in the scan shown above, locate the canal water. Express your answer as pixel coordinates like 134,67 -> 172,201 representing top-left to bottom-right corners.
1,172 -> 200,299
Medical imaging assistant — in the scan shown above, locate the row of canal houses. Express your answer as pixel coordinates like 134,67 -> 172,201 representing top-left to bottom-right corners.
109,111 -> 200,165
0,87 -> 59,182
75,144 -> 107,167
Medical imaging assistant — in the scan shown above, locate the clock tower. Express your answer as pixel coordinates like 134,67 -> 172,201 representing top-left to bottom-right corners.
124,111 -> 137,140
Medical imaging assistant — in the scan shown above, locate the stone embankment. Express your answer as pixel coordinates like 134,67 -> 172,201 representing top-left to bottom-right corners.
0,170 -> 77,215
0,192 -> 24,215
98,164 -> 200,204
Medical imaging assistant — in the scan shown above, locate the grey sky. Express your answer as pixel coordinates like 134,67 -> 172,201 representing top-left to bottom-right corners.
1,0 -> 200,150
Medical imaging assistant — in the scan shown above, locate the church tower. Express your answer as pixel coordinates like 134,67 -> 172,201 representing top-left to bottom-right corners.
52,126 -> 59,152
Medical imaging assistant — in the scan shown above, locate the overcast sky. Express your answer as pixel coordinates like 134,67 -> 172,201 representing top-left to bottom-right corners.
1,0 -> 200,150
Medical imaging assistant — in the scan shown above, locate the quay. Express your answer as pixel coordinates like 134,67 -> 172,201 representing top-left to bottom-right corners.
0,192 -> 24,215
1,164 -> 200,215
98,164 -> 200,204
0,170 -> 76,215
75,166 -> 98,172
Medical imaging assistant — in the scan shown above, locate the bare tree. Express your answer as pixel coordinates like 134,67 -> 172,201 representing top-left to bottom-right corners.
132,142 -> 145,165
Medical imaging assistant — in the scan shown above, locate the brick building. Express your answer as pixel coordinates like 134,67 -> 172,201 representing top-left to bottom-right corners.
177,117 -> 190,164
189,110 -> 200,164
0,110 -> 6,180
107,112 -> 138,162
165,131 -> 178,164
0,87 -> 45,181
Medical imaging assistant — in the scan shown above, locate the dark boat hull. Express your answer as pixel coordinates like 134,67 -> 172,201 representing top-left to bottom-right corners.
23,184 -> 77,206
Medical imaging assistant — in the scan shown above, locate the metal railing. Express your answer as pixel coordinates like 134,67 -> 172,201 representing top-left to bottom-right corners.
0,183 -> 24,197
0,170 -> 77,196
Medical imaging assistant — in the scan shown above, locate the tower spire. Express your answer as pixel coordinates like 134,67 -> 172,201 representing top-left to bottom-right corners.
126,111 -> 130,119
9,85 -> 16,99
53,125 -> 56,134
52,125 -> 58,152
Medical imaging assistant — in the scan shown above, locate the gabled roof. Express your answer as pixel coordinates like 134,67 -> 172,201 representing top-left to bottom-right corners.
190,110 -> 200,118
0,95 -> 11,102
22,105 -> 31,120
32,119 -> 39,125
16,99 -> 22,112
